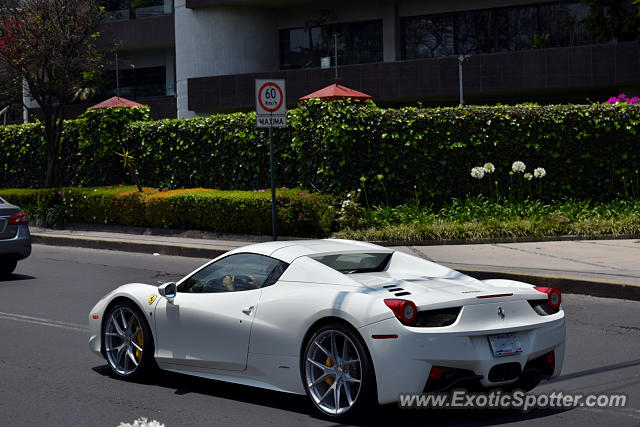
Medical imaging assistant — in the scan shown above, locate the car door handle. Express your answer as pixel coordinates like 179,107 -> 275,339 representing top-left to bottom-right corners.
242,306 -> 254,315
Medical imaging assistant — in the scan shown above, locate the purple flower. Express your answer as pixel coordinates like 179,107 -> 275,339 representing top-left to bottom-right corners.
57,191 -> 62,195
280,186 -> 287,189
253,190 -> 257,192
608,96 -> 619,104
259,189 -> 265,193
306,195 -> 311,199
630,97 -> 640,104
618,93 -> 627,100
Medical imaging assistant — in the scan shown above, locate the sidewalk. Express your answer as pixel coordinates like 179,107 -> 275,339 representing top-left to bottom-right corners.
30,226 -> 640,301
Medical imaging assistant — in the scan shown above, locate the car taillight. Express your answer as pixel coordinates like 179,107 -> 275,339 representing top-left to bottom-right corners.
428,366 -> 446,381
534,287 -> 561,310
384,299 -> 417,325
9,213 -> 28,225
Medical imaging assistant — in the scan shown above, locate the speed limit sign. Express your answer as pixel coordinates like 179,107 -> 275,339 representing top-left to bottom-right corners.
256,79 -> 286,127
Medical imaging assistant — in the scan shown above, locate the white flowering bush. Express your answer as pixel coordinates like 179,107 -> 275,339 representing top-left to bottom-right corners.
512,161 -> 526,173
469,161 -> 549,201
534,167 -> 546,178
337,190 -> 365,230
471,167 -> 485,179
118,418 -> 165,427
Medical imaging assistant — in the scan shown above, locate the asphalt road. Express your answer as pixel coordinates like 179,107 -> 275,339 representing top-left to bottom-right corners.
0,245 -> 639,427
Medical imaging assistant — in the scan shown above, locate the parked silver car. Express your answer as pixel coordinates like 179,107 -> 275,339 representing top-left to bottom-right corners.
0,197 -> 31,276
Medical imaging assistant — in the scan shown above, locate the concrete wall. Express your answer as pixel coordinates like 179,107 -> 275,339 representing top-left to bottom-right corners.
175,0 -> 596,117
174,0 -> 278,118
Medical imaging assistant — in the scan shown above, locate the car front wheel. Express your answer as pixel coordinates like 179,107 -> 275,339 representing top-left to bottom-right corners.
103,302 -> 155,379
303,323 -> 377,419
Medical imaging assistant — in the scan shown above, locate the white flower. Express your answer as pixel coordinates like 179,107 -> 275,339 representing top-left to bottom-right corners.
470,166 -> 485,179
524,172 -> 533,181
483,163 -> 495,173
512,161 -> 526,173
118,418 -> 166,427
341,199 -> 352,209
534,167 -> 546,179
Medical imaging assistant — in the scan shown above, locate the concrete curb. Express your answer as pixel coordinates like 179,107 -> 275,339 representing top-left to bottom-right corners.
31,233 -> 640,302
31,234 -> 229,259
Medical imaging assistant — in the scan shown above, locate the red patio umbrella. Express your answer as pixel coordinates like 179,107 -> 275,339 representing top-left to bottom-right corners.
89,96 -> 146,109
299,83 -> 372,101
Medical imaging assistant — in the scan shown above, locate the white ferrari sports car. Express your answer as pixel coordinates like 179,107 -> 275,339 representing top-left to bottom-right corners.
89,239 -> 565,419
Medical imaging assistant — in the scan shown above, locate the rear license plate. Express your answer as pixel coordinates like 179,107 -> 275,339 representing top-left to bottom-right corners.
488,333 -> 523,357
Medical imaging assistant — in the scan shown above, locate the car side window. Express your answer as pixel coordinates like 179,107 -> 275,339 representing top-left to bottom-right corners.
178,253 -> 286,293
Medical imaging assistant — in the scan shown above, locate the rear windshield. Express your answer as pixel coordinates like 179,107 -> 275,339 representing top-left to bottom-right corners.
310,252 -> 392,274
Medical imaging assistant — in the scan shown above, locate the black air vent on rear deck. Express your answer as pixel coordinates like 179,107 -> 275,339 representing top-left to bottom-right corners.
382,285 -> 395,288
395,291 -> 411,296
414,307 -> 461,327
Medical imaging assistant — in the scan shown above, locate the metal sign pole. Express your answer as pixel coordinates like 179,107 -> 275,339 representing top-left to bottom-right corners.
255,78 -> 285,241
269,125 -> 277,241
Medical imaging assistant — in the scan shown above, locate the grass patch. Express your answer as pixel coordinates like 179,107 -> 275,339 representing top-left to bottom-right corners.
332,197 -> 640,242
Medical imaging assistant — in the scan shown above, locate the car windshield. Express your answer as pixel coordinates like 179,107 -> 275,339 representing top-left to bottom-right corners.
310,252 -> 392,274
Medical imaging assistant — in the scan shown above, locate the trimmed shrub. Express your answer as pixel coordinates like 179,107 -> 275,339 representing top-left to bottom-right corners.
0,186 -> 336,236
2,101 -> 640,205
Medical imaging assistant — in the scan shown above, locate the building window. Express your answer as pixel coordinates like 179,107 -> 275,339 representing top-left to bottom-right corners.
103,66 -> 166,99
100,0 -> 168,21
279,20 -> 383,70
402,1 -> 589,60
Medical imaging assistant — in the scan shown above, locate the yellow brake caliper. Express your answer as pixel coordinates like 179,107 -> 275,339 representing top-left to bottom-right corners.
135,326 -> 143,360
325,357 -> 335,386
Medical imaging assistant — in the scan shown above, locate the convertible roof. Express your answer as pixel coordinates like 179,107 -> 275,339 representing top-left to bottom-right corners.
228,239 -> 392,264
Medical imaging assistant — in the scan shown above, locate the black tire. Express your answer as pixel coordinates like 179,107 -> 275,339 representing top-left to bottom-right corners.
103,301 -> 156,380
0,260 -> 17,277
301,322 -> 377,420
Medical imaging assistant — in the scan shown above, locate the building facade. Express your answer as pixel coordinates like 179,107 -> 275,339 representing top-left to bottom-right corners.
97,0 -> 640,119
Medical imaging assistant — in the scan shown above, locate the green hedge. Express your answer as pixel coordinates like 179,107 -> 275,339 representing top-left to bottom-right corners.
0,187 -> 337,236
2,101 -> 640,205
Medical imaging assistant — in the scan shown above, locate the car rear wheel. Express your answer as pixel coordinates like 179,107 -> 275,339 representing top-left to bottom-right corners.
303,323 -> 376,420
0,260 -> 17,277
103,302 -> 155,379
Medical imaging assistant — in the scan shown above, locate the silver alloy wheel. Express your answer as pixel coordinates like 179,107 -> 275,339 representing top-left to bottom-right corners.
104,306 -> 144,376
305,329 -> 363,415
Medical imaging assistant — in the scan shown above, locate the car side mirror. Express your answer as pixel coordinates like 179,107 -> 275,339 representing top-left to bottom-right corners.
158,282 -> 177,303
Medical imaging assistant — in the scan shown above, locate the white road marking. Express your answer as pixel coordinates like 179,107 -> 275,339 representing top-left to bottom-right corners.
0,311 -> 88,332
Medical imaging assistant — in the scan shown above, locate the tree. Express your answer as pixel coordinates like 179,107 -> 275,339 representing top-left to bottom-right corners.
581,0 -> 640,43
0,0 -> 104,187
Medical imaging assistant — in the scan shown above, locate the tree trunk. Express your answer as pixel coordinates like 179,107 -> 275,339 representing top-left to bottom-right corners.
44,108 -> 62,188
